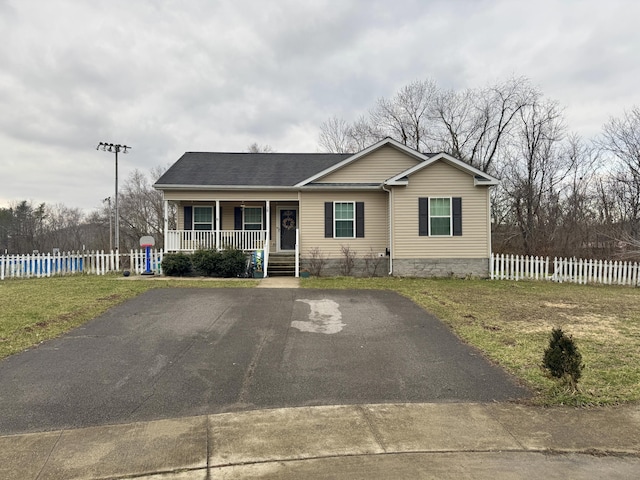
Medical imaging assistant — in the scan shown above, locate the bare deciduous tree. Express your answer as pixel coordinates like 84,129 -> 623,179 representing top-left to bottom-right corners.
246,142 -> 275,153
319,116 -> 356,153
369,79 -> 438,152
432,77 -> 539,173
118,168 -> 167,249
598,106 -> 640,238
501,99 -> 568,255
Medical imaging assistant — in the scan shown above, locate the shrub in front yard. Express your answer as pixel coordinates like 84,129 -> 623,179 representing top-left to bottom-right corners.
192,249 -> 222,276
543,327 -> 584,392
161,253 -> 193,276
217,248 -> 248,277
162,249 -> 247,277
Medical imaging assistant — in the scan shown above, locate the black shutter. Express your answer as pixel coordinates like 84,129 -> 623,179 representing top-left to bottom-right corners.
356,202 -> 365,238
324,202 -> 333,238
418,198 -> 429,236
452,197 -> 462,236
234,207 -> 242,230
184,206 -> 192,230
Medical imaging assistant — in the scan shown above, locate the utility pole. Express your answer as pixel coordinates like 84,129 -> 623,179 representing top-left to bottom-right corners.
97,143 -> 131,252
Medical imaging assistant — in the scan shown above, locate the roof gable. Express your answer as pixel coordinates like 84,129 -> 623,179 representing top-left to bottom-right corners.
296,138 -> 429,186
385,152 -> 500,186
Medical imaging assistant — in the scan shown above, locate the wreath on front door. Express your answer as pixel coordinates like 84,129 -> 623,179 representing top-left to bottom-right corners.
282,211 -> 296,230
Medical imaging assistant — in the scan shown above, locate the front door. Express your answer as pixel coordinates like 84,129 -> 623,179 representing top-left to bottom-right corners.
280,209 -> 297,251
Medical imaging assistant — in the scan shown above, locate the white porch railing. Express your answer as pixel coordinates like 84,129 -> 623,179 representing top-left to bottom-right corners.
165,230 -> 267,252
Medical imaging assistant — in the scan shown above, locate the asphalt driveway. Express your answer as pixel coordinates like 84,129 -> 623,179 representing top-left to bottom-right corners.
0,288 -> 529,435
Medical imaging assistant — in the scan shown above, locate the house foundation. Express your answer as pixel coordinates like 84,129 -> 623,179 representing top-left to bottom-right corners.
392,258 -> 490,278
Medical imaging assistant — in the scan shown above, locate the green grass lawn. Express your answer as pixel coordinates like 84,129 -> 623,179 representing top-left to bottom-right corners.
304,277 -> 640,406
1,274 -> 639,407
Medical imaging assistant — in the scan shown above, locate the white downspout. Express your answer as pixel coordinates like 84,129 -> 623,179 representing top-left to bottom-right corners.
296,189 -> 301,278
487,187 -> 493,273
382,184 -> 393,275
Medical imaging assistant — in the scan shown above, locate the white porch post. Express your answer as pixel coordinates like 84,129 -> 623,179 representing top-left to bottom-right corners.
215,200 -> 220,250
264,200 -> 270,277
163,198 -> 169,252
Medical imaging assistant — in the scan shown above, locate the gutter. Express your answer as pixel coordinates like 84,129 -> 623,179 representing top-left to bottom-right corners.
153,184 -> 382,192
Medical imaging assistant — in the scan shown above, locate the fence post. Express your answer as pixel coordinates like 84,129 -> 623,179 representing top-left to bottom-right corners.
489,253 -> 495,280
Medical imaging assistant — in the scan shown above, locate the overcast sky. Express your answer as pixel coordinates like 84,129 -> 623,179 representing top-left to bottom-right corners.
2,0 -> 639,212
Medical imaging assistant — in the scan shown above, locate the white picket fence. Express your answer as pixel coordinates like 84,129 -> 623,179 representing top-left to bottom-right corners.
490,253 -> 640,287
0,249 -> 164,280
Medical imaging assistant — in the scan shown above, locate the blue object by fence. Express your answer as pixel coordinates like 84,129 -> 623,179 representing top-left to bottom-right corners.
4,256 -> 83,275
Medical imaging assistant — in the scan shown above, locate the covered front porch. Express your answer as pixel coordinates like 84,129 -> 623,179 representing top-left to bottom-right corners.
162,199 -> 300,277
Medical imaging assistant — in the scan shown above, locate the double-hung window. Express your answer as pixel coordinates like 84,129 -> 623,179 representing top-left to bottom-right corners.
243,207 -> 263,230
429,198 -> 451,236
193,206 -> 213,230
419,197 -> 462,237
334,202 -> 355,238
324,201 -> 365,238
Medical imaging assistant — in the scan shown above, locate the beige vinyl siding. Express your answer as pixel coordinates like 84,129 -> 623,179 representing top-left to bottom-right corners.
299,191 -> 388,258
163,190 -> 298,202
318,146 -> 419,184
176,201 -> 224,230
392,161 -> 491,258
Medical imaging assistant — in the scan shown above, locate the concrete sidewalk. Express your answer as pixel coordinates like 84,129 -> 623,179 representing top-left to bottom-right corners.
255,276 -> 300,288
1,403 -> 639,479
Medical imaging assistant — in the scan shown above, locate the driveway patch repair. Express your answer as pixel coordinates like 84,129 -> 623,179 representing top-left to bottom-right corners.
292,299 -> 346,334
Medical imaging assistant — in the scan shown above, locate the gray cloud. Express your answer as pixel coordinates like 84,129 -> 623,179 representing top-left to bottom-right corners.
1,0 -> 639,210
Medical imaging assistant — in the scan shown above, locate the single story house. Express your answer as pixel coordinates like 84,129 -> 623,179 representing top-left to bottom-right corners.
153,138 -> 499,277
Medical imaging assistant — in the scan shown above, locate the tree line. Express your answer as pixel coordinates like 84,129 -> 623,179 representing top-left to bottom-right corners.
319,76 -> 640,260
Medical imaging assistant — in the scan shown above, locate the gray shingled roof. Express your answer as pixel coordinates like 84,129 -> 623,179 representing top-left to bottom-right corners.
154,152 -> 352,187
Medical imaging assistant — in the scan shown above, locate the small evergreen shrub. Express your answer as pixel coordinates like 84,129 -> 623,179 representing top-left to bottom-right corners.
217,248 -> 248,277
192,249 -> 222,276
543,327 -> 584,392
162,249 -> 247,278
161,253 -> 193,276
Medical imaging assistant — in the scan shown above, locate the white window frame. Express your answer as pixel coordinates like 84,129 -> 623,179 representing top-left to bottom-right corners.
334,201 -> 355,239
193,206 -> 213,231
243,206 -> 263,231
429,197 -> 452,237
